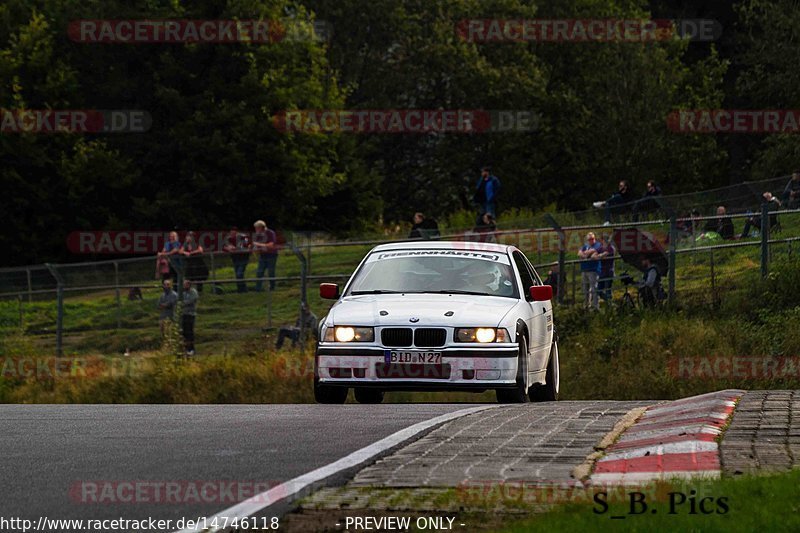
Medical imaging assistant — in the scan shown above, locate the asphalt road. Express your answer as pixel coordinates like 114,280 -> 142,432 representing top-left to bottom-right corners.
0,404 -> 483,527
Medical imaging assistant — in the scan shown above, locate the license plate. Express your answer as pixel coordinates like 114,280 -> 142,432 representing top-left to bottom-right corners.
384,350 -> 442,364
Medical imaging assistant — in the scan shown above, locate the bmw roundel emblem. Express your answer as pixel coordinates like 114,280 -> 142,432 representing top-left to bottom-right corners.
409,317 -> 420,323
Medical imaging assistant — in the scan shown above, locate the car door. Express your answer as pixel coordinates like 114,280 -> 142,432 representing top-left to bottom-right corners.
526,256 -> 554,356
513,252 -> 551,374
511,251 -> 543,375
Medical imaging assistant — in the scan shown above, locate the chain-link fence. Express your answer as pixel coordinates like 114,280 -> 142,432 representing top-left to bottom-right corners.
3,175 -> 800,356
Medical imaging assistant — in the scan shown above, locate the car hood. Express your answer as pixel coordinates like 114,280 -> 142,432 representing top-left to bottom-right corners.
328,293 -> 517,327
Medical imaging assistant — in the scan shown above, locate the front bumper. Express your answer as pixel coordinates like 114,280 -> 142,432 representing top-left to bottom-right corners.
315,344 -> 519,390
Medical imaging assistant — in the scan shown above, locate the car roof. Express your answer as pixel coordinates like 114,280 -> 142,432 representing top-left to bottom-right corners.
370,240 -> 514,254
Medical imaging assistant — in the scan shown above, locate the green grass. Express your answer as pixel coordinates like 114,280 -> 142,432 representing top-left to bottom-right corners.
498,470 -> 800,533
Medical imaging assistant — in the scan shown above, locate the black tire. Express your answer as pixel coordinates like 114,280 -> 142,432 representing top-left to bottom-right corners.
314,380 -> 348,404
496,336 -> 529,404
354,388 -> 384,404
529,341 -> 559,402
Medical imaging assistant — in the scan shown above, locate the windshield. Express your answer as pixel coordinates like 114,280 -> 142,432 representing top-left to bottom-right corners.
347,249 -> 518,298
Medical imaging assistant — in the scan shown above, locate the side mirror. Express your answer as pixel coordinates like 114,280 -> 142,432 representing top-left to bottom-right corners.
529,285 -> 553,302
319,283 -> 340,300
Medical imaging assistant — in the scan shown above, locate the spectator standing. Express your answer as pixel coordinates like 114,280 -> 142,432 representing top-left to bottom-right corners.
632,180 -> 662,221
252,220 -> 278,292
181,279 -> 199,356
741,192 -> 782,238
597,234 -> 616,303
157,279 -> 178,337
577,232 -> 602,310
782,170 -> 800,209
223,228 -> 250,293
181,231 -> 208,292
408,213 -> 441,240
594,180 -> 635,224
276,303 -> 319,349
473,166 -> 500,221
156,231 -> 181,281
703,206 -> 735,240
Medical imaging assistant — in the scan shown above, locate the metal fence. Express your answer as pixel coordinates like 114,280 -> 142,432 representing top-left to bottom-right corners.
2,174 -> 800,356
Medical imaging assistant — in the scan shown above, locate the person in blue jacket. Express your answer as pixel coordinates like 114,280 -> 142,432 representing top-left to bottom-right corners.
473,166 -> 500,222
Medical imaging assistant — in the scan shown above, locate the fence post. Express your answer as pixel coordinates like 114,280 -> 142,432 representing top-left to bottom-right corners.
544,214 -> 566,304
26,268 -> 32,303
113,261 -> 121,330
45,263 -> 64,357
290,242 -> 308,353
710,250 -> 718,307
267,287 -> 272,329
669,213 -> 677,303
761,202 -> 769,278
209,251 -> 216,289
571,262 -> 576,304
17,294 -> 23,329
306,234 -> 312,278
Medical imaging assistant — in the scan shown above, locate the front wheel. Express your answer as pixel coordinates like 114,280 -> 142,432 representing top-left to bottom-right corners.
529,340 -> 559,402
314,380 -> 348,404
354,388 -> 384,404
496,336 -> 530,403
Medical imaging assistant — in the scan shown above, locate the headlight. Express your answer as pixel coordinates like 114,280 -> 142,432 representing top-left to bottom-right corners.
324,326 -> 375,342
455,328 -> 510,343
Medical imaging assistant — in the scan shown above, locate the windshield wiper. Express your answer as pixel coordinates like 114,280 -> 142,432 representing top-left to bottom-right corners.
350,289 -> 404,295
411,290 -> 492,296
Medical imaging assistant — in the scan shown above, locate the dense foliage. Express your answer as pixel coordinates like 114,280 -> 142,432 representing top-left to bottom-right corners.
1,0 -> 796,265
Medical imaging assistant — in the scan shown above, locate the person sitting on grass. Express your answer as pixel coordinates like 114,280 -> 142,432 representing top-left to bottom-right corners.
593,180 -> 635,225
632,180 -> 662,221
782,170 -> 800,209
276,303 -> 318,349
702,206 -> 735,240
740,192 -> 782,239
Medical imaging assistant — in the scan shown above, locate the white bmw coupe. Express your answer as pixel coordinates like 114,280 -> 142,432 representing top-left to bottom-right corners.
314,241 -> 559,404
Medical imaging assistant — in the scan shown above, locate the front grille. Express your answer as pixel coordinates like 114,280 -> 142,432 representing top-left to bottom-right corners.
413,328 -> 447,347
375,363 -> 451,379
381,328 -> 413,347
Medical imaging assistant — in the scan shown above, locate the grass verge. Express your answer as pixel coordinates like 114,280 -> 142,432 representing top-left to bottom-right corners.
499,470 -> 800,533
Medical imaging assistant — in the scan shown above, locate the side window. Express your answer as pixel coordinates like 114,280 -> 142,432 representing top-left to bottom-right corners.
524,255 -> 543,285
513,252 -> 535,300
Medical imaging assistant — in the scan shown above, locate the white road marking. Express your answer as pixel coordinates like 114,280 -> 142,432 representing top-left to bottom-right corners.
176,405 -> 500,533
